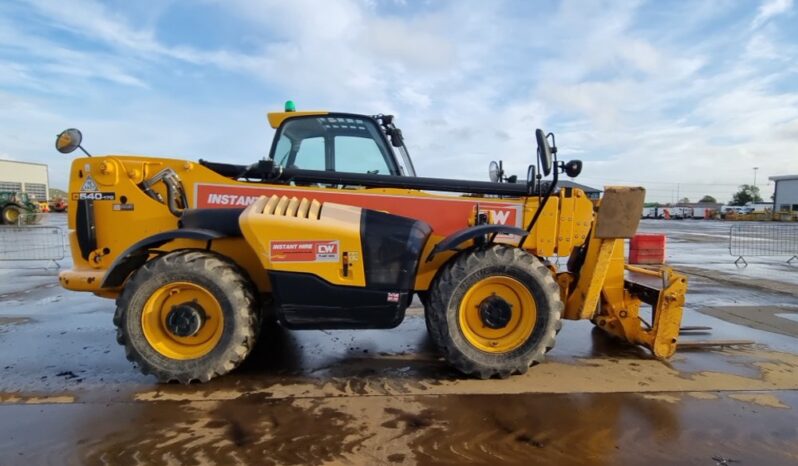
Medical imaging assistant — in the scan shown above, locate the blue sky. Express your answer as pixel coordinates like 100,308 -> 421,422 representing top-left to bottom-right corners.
1,0 -> 797,203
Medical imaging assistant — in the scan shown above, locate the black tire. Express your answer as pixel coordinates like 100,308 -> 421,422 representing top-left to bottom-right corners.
417,290 -> 444,351
1,204 -> 22,225
114,250 -> 260,383
427,245 -> 562,379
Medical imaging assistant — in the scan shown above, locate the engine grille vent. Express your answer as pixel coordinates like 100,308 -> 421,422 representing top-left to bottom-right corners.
262,195 -> 321,219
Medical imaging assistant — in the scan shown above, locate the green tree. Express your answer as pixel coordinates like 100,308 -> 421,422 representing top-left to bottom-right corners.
678,197 -> 690,204
49,188 -> 67,199
699,195 -> 717,203
730,184 -> 763,206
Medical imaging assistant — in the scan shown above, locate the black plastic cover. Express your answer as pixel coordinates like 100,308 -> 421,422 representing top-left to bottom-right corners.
76,199 -> 97,260
179,208 -> 244,236
269,271 -> 409,329
360,210 -> 431,290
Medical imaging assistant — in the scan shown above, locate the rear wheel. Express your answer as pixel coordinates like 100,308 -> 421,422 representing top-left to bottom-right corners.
428,245 -> 562,379
1,205 -> 22,225
114,250 -> 260,383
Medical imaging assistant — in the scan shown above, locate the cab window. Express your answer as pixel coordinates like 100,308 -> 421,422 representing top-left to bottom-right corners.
271,115 -> 398,175
335,135 -> 389,174
293,137 -> 325,170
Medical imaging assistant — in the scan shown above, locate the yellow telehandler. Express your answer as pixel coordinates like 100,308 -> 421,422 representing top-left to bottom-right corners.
55,103 -> 686,383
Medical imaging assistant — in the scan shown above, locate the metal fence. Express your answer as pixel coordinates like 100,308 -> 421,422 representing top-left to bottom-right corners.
729,223 -> 798,266
0,225 -> 65,267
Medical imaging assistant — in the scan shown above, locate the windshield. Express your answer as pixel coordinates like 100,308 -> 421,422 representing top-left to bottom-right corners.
271,115 -> 400,176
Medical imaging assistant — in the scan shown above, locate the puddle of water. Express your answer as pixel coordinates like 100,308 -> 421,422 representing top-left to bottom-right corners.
776,313 -> 798,323
1,390 -> 795,465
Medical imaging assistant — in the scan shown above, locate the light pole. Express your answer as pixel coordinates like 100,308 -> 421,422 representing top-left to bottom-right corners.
753,166 -> 759,187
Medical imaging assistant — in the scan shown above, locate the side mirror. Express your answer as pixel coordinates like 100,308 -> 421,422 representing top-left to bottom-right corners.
56,128 -> 83,154
389,128 -> 404,148
488,160 -> 502,183
535,129 -> 553,176
564,160 -> 582,178
526,164 -> 536,192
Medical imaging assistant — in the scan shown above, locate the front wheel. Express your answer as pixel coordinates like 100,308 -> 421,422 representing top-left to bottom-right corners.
427,245 -> 563,379
1,205 -> 22,225
114,250 -> 260,383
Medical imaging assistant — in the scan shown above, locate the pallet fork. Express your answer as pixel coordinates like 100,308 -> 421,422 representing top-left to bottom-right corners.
557,187 -> 688,358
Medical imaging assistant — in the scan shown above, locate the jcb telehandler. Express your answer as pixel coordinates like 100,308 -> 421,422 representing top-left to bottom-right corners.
55,103 -> 687,383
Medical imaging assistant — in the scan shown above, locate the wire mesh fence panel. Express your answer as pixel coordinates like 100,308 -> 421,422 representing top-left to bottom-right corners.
728,223 -> 798,266
0,226 -> 65,262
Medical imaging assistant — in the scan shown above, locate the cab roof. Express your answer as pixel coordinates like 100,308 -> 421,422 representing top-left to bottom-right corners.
267,111 -> 328,129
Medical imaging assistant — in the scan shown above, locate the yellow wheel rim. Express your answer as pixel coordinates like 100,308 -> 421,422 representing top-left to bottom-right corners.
6,208 -> 19,223
458,276 -> 537,353
141,281 -> 224,360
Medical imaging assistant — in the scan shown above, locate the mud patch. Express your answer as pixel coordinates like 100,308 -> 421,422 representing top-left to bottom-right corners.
0,316 -> 33,333
399,392 -> 798,465
687,391 -> 719,400
2,391 -> 798,465
0,393 -> 75,404
640,393 -> 681,403
728,392 -> 790,409
76,398 -> 366,465
381,407 -> 438,436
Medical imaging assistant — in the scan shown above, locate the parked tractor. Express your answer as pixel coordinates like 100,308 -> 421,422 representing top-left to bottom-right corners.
0,191 -> 42,225
49,197 -> 68,213
55,104 -> 687,383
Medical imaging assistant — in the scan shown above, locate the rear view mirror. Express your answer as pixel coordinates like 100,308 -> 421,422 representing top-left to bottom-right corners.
389,128 -> 404,148
564,160 -> 583,178
56,128 -> 83,154
535,129 -> 553,176
488,161 -> 501,183
526,164 -> 536,191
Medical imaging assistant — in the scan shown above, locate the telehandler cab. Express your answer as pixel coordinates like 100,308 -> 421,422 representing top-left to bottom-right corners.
55,103 -> 687,383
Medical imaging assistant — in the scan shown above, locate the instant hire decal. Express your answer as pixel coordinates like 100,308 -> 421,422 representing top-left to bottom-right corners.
270,240 -> 340,262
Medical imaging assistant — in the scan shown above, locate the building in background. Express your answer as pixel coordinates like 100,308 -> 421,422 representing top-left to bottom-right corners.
0,159 -> 50,200
770,175 -> 798,212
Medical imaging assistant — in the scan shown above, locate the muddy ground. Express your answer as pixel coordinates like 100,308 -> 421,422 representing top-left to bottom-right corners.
1,216 -> 797,465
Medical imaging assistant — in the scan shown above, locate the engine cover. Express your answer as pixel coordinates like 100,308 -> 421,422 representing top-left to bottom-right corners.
240,195 -> 431,329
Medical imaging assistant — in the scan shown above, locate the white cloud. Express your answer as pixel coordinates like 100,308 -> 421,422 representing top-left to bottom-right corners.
745,33 -> 780,60
752,0 -> 793,29
2,0 -> 798,203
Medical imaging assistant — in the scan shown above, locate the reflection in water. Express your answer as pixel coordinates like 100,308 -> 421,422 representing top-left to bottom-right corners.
58,390 -> 796,465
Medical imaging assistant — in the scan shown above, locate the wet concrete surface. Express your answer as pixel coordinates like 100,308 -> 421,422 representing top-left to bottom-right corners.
1,216 -> 798,465
3,390 -> 797,465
